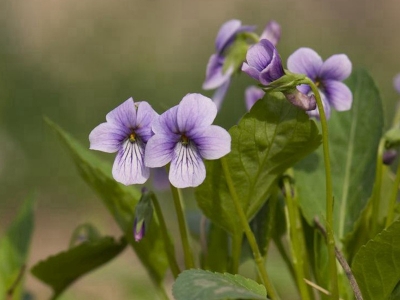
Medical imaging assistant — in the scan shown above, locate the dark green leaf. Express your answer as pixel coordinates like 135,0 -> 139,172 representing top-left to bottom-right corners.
45,118 -> 169,284
172,269 -> 267,300
196,93 -> 321,236
295,69 -> 384,239
31,236 -> 126,299
202,223 -> 229,273
352,220 -> 400,300
0,195 -> 35,300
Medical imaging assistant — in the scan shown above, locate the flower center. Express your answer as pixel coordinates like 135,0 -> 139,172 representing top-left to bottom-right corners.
129,132 -> 137,143
180,134 -> 189,146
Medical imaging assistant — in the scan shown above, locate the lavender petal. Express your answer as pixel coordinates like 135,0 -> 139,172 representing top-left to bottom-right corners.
151,105 -> 179,136
212,79 -> 231,111
245,40 -> 274,72
177,94 -> 217,133
259,48 -> 284,84
324,80 -> 353,111
394,73 -> 400,94
193,125 -> 231,160
287,48 -> 323,80
106,97 -> 137,129
89,122 -> 128,153
215,19 -> 242,53
144,134 -> 177,168
202,54 -> 233,90
135,101 -> 158,143
241,63 -> 261,81
307,92 -> 331,120
112,139 -> 149,185
245,86 -> 265,111
169,142 -> 206,188
260,20 -> 281,46
152,167 -> 170,191
320,54 -> 352,81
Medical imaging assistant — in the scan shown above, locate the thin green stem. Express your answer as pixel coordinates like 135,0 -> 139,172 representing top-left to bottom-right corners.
221,157 -> 280,300
170,184 -> 195,269
150,192 -> 181,278
385,161 -> 400,228
304,78 -> 339,299
283,177 -> 311,300
371,138 -> 385,234
230,233 -> 243,274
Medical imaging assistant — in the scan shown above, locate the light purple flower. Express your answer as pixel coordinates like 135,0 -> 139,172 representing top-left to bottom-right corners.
242,39 -> 285,86
260,20 -> 281,46
245,86 -> 265,111
89,98 -> 158,185
145,94 -> 231,188
152,167 -> 170,190
394,73 -> 400,94
287,47 -> 352,119
203,19 -> 255,110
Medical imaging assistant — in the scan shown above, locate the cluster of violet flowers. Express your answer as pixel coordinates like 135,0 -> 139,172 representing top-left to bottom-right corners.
89,18 -> 353,191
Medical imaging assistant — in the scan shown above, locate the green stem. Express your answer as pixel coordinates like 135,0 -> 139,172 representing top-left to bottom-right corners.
221,157 -> 279,300
385,161 -> 400,228
150,192 -> 181,278
231,233 -> 243,274
283,177 -> 311,300
371,138 -> 385,234
170,184 -> 195,269
304,78 -> 339,299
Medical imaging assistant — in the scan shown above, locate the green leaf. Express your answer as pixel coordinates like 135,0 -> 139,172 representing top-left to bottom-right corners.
202,223 -> 229,273
196,93 -> 321,236
45,118 -> 169,284
172,269 -> 267,300
384,127 -> 400,148
352,219 -> 400,300
31,236 -> 126,299
0,195 -> 35,300
295,69 -> 384,239
68,223 -> 102,248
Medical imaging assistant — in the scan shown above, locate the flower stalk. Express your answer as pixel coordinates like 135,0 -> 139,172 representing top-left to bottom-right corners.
221,157 -> 279,300
304,77 -> 339,299
170,183 -> 195,269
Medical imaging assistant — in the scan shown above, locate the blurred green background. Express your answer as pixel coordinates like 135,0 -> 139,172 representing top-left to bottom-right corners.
1,0 -> 399,299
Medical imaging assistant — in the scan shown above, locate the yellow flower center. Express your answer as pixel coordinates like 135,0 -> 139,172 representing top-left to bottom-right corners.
129,132 -> 136,143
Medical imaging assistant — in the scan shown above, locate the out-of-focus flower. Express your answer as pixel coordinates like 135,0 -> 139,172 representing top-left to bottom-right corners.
89,98 -> 158,185
242,39 -> 285,85
145,94 -> 231,188
203,19 -> 256,110
383,149 -> 398,165
393,74 -> 400,94
245,86 -> 265,111
260,20 -> 281,46
133,187 -> 153,242
287,48 -> 352,119
152,167 -> 170,190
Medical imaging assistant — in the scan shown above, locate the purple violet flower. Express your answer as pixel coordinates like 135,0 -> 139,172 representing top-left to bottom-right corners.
245,86 -> 265,111
203,19 -> 255,110
287,47 -> 352,119
393,73 -> 400,94
242,39 -> 285,85
89,98 -> 158,185
145,93 -> 231,188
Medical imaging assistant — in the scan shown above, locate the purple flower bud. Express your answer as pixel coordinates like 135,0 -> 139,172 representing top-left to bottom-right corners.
242,39 -> 285,86
394,74 -> 400,94
284,89 -> 317,111
260,20 -> 281,46
383,149 -> 398,165
133,218 -> 145,242
245,86 -> 265,111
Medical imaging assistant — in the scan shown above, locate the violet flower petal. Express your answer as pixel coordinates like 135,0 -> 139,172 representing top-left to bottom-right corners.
152,167 -> 170,190
215,19 -> 242,53
394,73 -> 400,94
323,80 -> 353,111
287,48 -> 323,79
307,92 -> 331,120
193,125 -> 231,160
152,106 -> 179,135
106,97 -> 137,128
135,101 -> 159,143
145,134 -> 177,168
245,86 -> 265,111
259,49 -> 284,85
245,40 -> 274,72
202,54 -> 233,90
169,142 -> 206,188
89,122 -> 128,153
112,139 -> 149,185
241,63 -> 261,81
260,20 -> 281,46
212,79 -> 231,111
177,94 -> 217,133
320,54 -> 352,81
